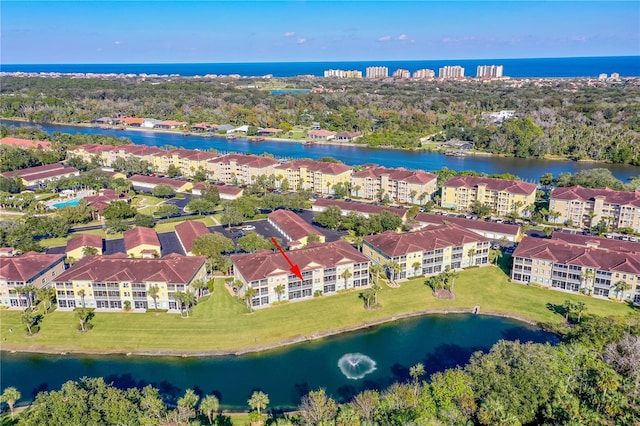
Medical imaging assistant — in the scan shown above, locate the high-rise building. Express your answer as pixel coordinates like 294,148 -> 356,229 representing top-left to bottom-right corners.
412,68 -> 435,79
438,66 -> 465,79
476,65 -> 504,78
323,69 -> 362,78
366,66 -> 389,79
392,68 -> 410,79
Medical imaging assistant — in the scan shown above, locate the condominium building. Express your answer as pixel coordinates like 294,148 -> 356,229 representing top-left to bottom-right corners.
152,148 -> 218,176
175,220 -> 210,256
129,174 -> 193,193
511,234 -> 640,303
366,66 -> 389,79
1,163 -> 80,188
124,227 -> 161,258
441,176 -> 537,217
267,209 -> 325,249
274,159 -> 352,194
549,186 -> 640,233
415,213 -> 522,243
1,137 -> 52,151
53,253 -> 207,311
323,69 -> 363,78
66,234 -> 104,260
351,166 -> 437,205
438,66 -> 465,79
208,154 -> 280,185
362,223 -> 491,280
0,252 -> 67,308
392,69 -> 411,79
476,65 -> 504,78
412,69 -> 436,79
231,240 -> 370,308
312,198 -> 408,223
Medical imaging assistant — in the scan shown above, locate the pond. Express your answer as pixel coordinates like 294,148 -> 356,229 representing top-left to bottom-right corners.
1,313 -> 557,409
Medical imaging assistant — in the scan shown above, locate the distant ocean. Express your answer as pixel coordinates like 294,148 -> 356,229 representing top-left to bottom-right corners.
1,56 -> 639,78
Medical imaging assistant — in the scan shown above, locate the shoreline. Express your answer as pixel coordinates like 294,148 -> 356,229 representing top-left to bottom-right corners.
1,309 -> 546,358
1,117 -> 608,164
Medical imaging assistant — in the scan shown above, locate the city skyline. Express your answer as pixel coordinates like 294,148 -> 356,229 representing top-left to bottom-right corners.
1,1 -> 639,64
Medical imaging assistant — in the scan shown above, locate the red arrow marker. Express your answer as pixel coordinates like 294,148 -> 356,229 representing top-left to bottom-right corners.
271,237 -> 304,280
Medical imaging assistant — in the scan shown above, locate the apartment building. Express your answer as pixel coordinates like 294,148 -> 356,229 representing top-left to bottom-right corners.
438,66 -> 465,79
441,176 -> 537,217
66,234 -> 104,260
152,148 -> 218,176
392,69 -> 411,79
124,226 -> 161,258
129,174 -> 193,193
415,213 -> 522,243
549,186 -> 640,233
1,137 -> 52,150
275,159 -> 352,194
351,166 -> 437,205
208,154 -> 280,185
1,163 -> 80,188
323,69 -> 363,78
231,240 -> 370,308
175,220 -> 210,256
366,66 -> 389,79
267,209 -> 325,249
53,253 -> 207,311
512,234 -> 640,303
312,198 -> 408,222
476,65 -> 504,78
412,69 -> 436,79
362,223 -> 491,280
0,252 -> 66,308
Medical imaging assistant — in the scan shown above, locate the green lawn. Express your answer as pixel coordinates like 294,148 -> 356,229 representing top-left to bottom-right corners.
1,268 -> 637,355
38,229 -> 106,248
134,195 -> 166,216
154,216 -> 216,233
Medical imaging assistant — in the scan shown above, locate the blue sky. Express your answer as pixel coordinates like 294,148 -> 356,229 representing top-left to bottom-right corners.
2,1 -> 638,64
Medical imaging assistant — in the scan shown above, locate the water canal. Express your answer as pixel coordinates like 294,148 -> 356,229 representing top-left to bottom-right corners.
1,314 -> 557,409
2,120 -> 638,182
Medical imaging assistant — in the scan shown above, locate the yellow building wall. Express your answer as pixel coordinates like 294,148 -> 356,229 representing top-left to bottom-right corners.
126,243 -> 161,258
66,246 -> 103,261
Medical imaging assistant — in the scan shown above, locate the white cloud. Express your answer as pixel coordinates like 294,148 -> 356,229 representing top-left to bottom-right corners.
378,35 -> 391,42
284,32 -> 295,37
297,38 -> 307,44
398,34 -> 408,41
113,40 -> 122,45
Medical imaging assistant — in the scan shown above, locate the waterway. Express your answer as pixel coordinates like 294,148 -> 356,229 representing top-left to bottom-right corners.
1,314 -> 556,409
2,120 -> 638,182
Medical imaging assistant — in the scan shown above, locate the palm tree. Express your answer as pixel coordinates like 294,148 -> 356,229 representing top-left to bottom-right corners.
444,266 -> 459,292
177,388 -> 199,423
613,280 -> 632,301
21,309 -> 36,335
75,308 -> 94,332
78,289 -> 86,308
369,264 -> 384,286
409,363 -> 425,394
580,268 -> 595,294
244,287 -> 258,310
248,390 -> 270,418
467,248 -> 477,266
191,279 -> 207,300
574,301 -> 587,322
340,268 -> 353,288
1,387 -> 21,420
370,282 -> 382,306
148,285 -> 160,310
409,190 -> 418,204
274,284 -> 285,302
199,394 -> 220,425
411,261 -> 421,277
385,260 -> 401,282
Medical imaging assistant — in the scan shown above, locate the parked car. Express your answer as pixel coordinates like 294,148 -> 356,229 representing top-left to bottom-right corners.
241,225 -> 256,231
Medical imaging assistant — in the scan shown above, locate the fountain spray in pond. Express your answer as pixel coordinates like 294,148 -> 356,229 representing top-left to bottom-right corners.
338,353 -> 377,380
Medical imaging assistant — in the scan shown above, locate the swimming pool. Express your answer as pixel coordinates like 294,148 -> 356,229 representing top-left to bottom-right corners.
53,199 -> 81,208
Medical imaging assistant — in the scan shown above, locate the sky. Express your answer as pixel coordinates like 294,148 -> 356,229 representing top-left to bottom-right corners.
1,1 -> 639,64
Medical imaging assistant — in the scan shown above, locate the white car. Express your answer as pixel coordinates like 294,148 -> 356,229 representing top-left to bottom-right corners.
241,225 -> 256,231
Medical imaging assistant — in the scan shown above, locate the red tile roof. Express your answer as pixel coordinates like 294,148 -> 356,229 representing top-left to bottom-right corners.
175,221 -> 210,253
551,186 -> 640,207
513,236 -> 640,275
70,144 -> 116,154
232,240 -> 369,282
55,254 -> 206,284
352,166 -> 436,184
123,117 -> 144,125
363,223 -> 490,257
313,198 -> 407,218
308,129 -> 337,137
129,174 -> 188,189
443,176 -> 537,195
1,163 -> 65,178
415,213 -> 520,236
66,234 -> 103,253
123,227 -> 160,251
276,159 -> 352,175
551,232 -> 640,253
268,209 -> 324,242
0,252 -> 65,283
210,154 -> 280,168
0,137 -> 52,150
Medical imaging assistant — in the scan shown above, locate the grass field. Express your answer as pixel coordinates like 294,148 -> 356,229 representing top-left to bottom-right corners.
1,266 -> 637,355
